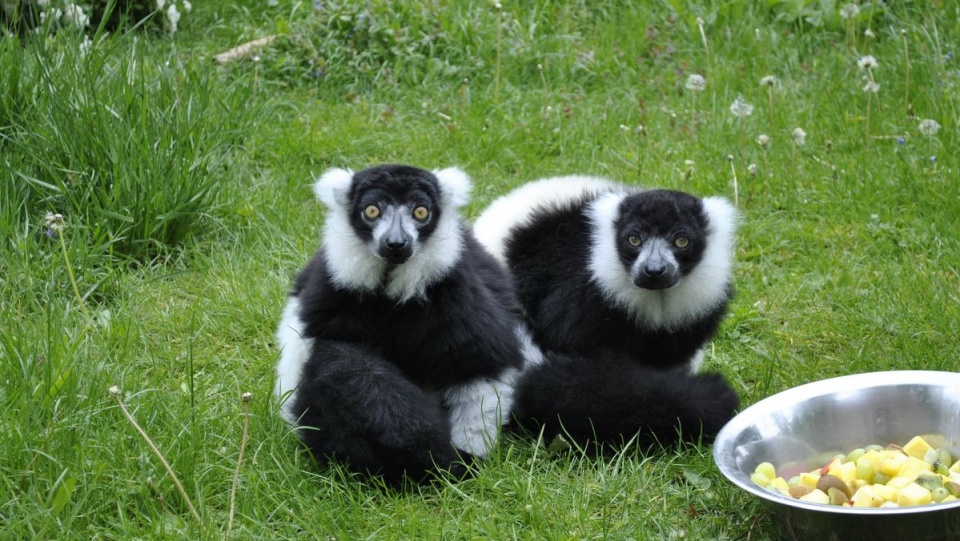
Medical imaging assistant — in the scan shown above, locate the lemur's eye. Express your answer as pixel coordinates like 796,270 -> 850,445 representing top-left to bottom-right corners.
413,206 -> 430,221
627,235 -> 642,247
363,205 -> 380,219
675,236 -> 689,248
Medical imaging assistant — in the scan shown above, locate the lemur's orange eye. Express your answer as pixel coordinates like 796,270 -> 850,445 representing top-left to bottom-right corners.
364,205 -> 380,219
627,235 -> 642,247
675,237 -> 689,248
413,206 -> 429,221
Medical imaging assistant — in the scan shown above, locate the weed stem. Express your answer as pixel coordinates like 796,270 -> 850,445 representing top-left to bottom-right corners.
110,386 -> 203,528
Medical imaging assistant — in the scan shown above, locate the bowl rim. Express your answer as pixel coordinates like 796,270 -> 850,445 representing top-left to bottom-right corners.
713,370 -> 960,515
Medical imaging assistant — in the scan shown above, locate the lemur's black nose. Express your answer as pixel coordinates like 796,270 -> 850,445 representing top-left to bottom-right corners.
386,238 -> 408,249
644,264 -> 666,276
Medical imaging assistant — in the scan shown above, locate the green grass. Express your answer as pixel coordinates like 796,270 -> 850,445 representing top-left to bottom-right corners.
1,0 -> 959,539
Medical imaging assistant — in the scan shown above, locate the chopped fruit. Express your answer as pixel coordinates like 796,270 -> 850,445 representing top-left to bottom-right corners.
902,436 -> 935,460
749,434 -> 959,509
897,483 -> 933,507
798,489 -> 830,505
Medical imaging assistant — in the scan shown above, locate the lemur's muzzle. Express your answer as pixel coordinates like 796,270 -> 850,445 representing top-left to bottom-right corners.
632,239 -> 680,290
378,211 -> 414,264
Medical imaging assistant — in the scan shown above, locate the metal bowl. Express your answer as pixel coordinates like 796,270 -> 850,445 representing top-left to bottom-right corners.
714,370 -> 960,541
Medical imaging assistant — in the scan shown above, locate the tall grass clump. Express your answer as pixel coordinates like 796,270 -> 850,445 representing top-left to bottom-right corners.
2,30 -> 259,264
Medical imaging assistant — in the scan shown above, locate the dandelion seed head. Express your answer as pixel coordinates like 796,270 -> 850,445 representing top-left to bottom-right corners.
696,17 -> 704,26
918,118 -> 941,137
109,385 -> 121,396
840,3 -> 860,20
685,74 -> 707,92
760,75 -> 778,87
167,4 -> 181,33
44,212 -> 66,232
757,134 -> 771,148
792,127 -> 807,146
857,55 -> 879,70
726,154 -> 734,162
862,81 -> 880,93
183,0 -> 192,13
864,28 -> 876,39
63,4 -> 89,28
729,95 -> 754,118
747,163 -> 758,176
156,0 -> 166,9
242,392 -> 253,402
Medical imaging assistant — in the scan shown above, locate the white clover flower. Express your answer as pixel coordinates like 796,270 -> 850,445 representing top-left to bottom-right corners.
167,4 -> 181,33
840,3 -> 860,20
685,74 -> 707,92
747,163 -> 758,177
63,4 -> 89,28
757,134 -> 771,148
918,119 -> 941,137
863,81 -> 880,93
760,75 -> 778,87
792,127 -> 807,146
857,55 -> 878,70
864,28 -> 876,39
183,1 -> 192,13
729,95 -> 754,118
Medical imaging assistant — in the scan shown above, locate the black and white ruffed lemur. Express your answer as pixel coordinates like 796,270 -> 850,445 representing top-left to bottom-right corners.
274,164 -> 542,484
473,175 -> 741,451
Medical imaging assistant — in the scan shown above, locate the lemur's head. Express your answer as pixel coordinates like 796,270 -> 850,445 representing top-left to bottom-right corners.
313,164 -> 471,300
613,190 -> 709,290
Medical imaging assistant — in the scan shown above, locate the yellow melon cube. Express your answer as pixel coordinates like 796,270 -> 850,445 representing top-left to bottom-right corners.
832,462 -> 857,486
951,459 -> 960,474
902,436 -> 934,460
798,472 -> 821,489
898,456 -> 934,480
851,486 -> 884,508
878,453 -> 908,477
871,483 -> 897,502
887,476 -> 917,490
897,483 -> 933,507
799,489 -> 831,505
769,477 -> 791,496
858,450 -> 882,470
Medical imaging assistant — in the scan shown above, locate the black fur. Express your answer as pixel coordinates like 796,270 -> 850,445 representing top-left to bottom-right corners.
511,349 -> 740,451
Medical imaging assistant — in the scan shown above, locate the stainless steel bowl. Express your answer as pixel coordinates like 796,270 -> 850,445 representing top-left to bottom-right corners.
714,370 -> 960,541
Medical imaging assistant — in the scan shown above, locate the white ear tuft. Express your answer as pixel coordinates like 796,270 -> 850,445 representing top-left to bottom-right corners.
433,167 -> 472,208
313,168 -> 354,208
